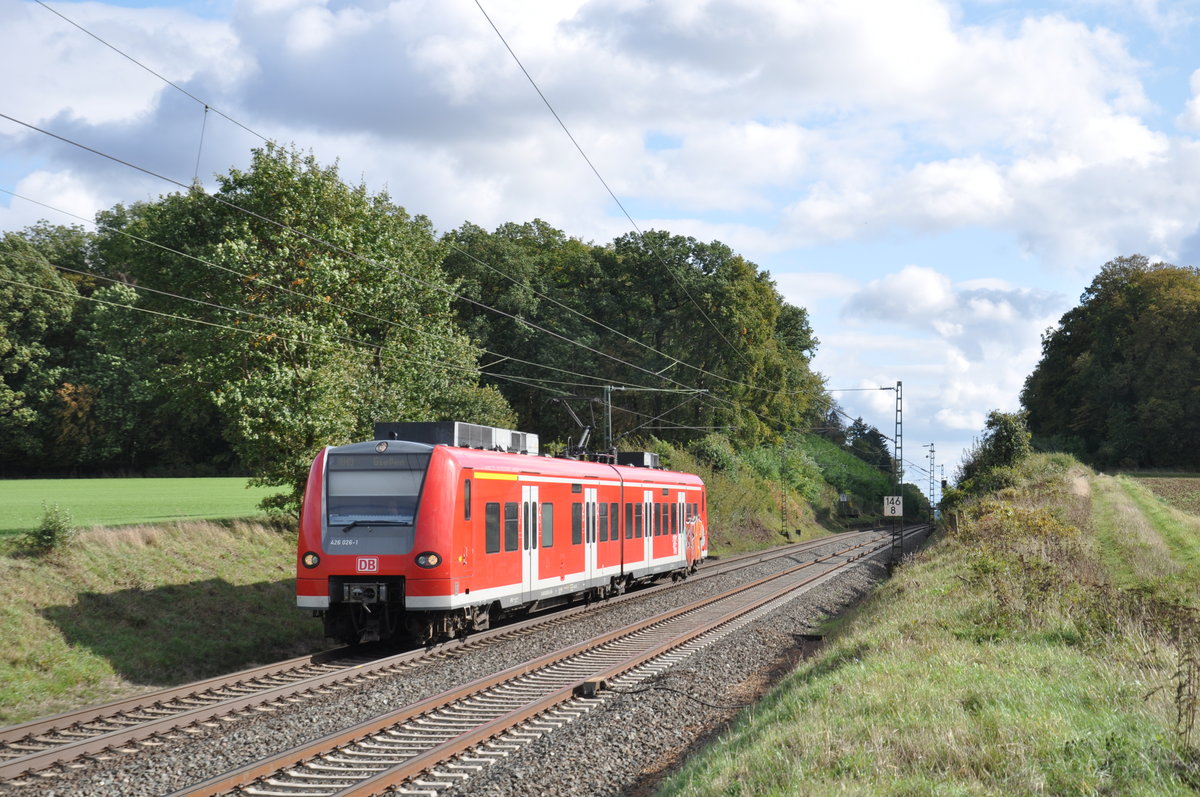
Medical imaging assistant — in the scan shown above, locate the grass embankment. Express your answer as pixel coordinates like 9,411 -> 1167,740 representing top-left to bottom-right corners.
0,522 -> 324,726
660,455 -> 1200,795
649,434 -> 889,557
0,478 -> 278,535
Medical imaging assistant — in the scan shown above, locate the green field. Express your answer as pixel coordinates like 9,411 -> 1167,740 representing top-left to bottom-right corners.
0,478 -> 280,534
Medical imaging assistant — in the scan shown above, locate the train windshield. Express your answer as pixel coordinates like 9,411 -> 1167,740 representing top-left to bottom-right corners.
325,452 -> 430,536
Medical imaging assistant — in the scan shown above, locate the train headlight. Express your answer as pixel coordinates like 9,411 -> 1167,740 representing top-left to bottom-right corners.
302,551 -> 320,569
415,551 -> 442,569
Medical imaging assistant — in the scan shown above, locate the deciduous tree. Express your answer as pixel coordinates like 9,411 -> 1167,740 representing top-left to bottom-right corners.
0,231 -> 78,471
94,144 -> 512,509
1021,255 -> 1200,468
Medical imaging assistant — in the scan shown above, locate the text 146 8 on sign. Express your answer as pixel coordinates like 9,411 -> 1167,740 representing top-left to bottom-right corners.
883,496 -> 903,517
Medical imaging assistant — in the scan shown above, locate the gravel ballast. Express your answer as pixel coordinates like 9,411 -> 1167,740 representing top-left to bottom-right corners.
433,559 -> 890,797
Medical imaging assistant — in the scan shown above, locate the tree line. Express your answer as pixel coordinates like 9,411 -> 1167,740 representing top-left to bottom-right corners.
1,144 -> 903,510
1021,255 -> 1200,470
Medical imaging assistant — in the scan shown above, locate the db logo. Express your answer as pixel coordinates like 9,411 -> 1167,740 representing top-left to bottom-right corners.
356,557 -> 379,573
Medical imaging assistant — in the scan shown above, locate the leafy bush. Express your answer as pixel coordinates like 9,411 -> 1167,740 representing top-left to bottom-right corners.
958,410 -> 1032,485
743,444 -> 829,507
23,502 -> 77,553
688,433 -> 742,473
794,433 -> 893,516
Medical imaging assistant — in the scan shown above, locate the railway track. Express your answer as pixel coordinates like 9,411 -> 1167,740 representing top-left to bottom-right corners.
0,528 -> 900,786
171,528 -> 918,797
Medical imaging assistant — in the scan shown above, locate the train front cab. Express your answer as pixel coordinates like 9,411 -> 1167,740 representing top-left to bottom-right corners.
296,440 -> 455,643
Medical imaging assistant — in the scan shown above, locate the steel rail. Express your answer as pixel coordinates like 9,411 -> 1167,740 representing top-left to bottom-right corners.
0,651 -> 353,742
0,529 -> 886,783
171,530 -> 909,797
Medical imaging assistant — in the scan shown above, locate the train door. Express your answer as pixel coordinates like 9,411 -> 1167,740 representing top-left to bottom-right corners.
521,484 -> 539,601
680,492 -> 697,567
676,493 -> 686,562
585,487 -> 598,582
643,490 -> 654,564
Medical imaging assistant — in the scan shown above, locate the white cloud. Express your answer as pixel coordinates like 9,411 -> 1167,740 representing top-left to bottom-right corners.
817,262 -> 1067,472
1178,69 -> 1200,133
773,271 -> 859,308
0,1 -> 244,126
936,407 -> 985,431
842,265 -> 956,321
6,0 -> 1199,266
0,170 -> 108,233
843,265 -> 1063,354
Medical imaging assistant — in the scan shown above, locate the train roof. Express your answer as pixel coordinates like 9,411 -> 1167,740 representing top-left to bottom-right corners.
324,438 -> 703,487
432,444 -> 704,486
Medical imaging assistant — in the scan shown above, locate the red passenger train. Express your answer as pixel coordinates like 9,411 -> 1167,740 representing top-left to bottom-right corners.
296,422 -> 708,645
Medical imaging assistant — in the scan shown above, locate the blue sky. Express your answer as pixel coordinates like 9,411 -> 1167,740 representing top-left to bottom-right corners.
4,0 -> 1200,496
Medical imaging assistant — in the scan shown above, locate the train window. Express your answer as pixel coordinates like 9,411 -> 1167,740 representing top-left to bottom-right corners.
662,487 -> 669,496
541,503 -> 554,548
625,503 -> 633,539
634,504 -> 643,538
524,501 -> 537,550
571,503 -> 583,545
572,483 -> 582,493
504,502 -> 519,552
611,503 -> 619,540
485,502 -> 500,553
661,504 -> 669,535
598,503 -> 608,542
464,479 -> 471,520
326,456 -> 428,542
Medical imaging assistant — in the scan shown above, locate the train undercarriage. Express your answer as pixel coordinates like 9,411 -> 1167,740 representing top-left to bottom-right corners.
322,564 -> 697,646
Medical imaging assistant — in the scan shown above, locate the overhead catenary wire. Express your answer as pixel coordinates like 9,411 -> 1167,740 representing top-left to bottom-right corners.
9,254 -> 923,485
33,0 -> 269,144
445,239 -> 816,399
0,270 -> 621,401
1,122 -> 747,442
0,266 -> 487,383
613,393 -> 708,443
0,112 -> 724,399
28,0 -> 818,405
22,4 -> 855,456
5,255 -> 665,399
822,401 -> 932,478
0,187 -> 665,394
6,16 -> 923,460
